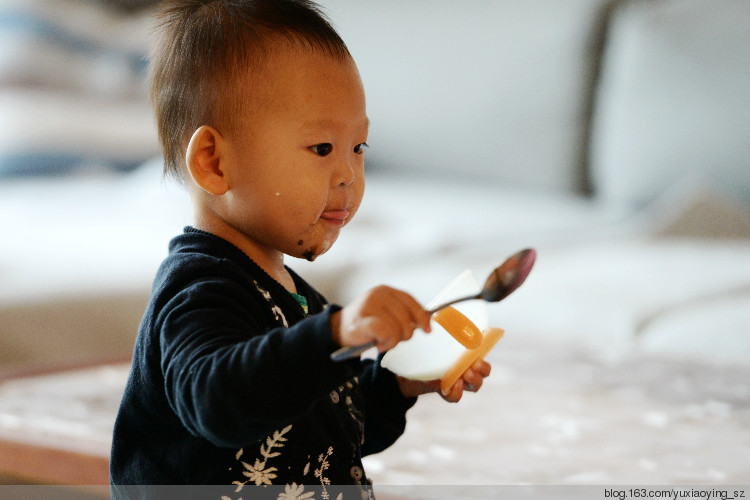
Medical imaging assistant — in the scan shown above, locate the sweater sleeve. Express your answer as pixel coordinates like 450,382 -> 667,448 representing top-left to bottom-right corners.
358,356 -> 417,456
156,277 -> 362,448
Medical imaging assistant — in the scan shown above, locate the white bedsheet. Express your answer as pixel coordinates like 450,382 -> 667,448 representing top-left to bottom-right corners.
301,173 -> 750,366
0,160 -> 190,304
1,162 -> 748,487
1,162 -> 749,367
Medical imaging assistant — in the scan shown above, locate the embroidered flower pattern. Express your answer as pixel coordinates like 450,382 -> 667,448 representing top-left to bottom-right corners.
315,446 -> 334,499
243,458 -> 278,485
217,282 -> 367,500
254,280 -> 289,327
277,483 -> 316,500
232,424 -> 292,492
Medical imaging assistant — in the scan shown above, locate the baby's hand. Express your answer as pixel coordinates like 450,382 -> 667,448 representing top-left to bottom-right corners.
396,359 -> 492,403
331,285 -> 432,352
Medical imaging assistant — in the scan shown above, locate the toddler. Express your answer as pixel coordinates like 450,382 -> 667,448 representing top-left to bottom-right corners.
110,0 -> 491,497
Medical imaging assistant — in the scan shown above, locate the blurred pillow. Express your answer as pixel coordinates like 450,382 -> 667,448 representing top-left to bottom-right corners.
0,89 -> 159,177
92,0 -> 159,12
0,0 -> 152,96
323,0 -> 610,194
646,178 -> 750,239
638,294 -> 750,364
0,0 -> 158,176
589,0 -> 750,209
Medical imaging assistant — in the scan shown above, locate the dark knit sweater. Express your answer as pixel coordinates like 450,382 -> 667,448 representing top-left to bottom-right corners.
110,227 -> 415,493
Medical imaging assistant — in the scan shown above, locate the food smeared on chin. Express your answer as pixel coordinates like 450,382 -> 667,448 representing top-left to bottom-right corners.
302,249 -> 316,261
296,239 -> 318,260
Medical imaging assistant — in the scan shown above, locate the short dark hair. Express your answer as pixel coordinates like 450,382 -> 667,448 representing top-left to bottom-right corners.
149,0 -> 351,182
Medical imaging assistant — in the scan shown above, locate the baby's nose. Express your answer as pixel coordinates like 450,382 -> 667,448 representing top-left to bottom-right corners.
333,159 -> 356,187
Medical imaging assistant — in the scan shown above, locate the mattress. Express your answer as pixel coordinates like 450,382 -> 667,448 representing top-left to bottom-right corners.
1,161 -> 748,372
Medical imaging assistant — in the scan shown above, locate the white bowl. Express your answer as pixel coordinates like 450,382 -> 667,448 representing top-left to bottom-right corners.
381,270 -> 489,380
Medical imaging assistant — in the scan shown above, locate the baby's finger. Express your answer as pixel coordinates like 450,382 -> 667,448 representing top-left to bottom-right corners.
441,378 -> 464,403
392,289 -> 431,333
472,359 -> 492,378
360,316 -> 401,352
374,319 -> 405,351
386,299 -> 422,343
461,368 -> 484,393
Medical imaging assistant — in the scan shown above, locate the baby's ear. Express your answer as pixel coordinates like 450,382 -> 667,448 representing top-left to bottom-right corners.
185,125 -> 229,195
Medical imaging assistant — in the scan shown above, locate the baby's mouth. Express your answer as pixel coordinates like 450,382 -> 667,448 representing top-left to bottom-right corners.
319,209 -> 350,227
300,208 -> 350,260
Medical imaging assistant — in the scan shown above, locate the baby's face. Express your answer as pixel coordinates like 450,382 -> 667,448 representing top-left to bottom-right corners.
222,46 -> 368,261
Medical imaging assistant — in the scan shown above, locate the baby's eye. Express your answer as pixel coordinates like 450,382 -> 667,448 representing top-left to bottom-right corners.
311,143 -> 333,157
354,142 -> 369,154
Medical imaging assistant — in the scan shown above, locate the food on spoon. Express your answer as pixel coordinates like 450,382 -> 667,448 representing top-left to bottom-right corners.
433,306 -> 483,349
439,327 -> 504,396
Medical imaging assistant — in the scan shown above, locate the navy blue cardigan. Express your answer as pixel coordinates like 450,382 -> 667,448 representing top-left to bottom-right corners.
110,227 -> 415,492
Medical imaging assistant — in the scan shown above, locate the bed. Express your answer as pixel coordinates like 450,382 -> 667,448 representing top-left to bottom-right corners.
1,0 -> 748,491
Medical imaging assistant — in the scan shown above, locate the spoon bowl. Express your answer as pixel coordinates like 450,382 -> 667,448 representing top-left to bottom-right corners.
427,248 -> 536,313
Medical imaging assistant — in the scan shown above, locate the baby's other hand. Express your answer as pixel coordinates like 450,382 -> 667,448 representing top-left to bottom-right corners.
331,285 -> 432,352
396,359 -> 492,403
